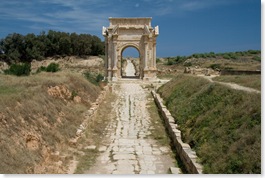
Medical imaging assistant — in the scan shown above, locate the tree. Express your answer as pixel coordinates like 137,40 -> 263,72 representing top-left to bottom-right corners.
0,30 -> 105,63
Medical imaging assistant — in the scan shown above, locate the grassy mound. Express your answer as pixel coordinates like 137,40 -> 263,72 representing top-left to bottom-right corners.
158,74 -> 261,173
0,71 -> 101,173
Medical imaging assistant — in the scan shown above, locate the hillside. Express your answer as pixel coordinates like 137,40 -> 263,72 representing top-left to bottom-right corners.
157,50 -> 261,78
158,74 -> 261,173
0,70 -> 103,173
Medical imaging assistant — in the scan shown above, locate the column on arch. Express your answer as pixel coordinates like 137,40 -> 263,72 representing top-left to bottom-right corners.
113,41 -> 117,70
144,41 -> 148,70
107,38 -> 112,79
153,42 -> 157,69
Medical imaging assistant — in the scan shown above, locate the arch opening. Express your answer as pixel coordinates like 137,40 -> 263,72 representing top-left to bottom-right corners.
121,46 -> 140,79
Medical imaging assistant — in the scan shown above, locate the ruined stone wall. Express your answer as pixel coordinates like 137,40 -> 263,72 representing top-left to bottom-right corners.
151,91 -> 203,174
69,85 -> 110,146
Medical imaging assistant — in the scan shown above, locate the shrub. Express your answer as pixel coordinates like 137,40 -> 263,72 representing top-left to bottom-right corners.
166,58 -> 174,65
209,63 -> 221,70
70,90 -> 78,100
229,53 -> 238,60
36,63 -> 60,73
46,63 -> 60,72
247,50 -> 260,55
96,74 -> 104,83
156,58 -> 161,63
223,54 -> 230,59
4,63 -> 31,76
83,72 -> 105,86
36,66 -> 47,73
184,61 -> 192,67
252,56 -> 261,61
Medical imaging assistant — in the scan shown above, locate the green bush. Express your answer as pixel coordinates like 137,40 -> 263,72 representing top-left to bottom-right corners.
156,58 -> 161,63
4,63 -> 31,76
166,58 -> 174,65
83,72 -> 105,86
70,90 -> 78,100
36,63 -> 60,73
252,56 -> 261,61
247,50 -> 260,55
46,63 -> 60,72
223,54 -> 230,59
96,74 -> 104,83
209,63 -> 221,70
36,66 -> 47,73
184,61 -> 192,67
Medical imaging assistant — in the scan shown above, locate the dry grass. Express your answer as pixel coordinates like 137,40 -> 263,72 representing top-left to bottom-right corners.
146,93 -> 171,146
0,71 -> 101,173
74,92 -> 116,173
156,54 -> 261,78
197,58 -> 261,71
212,75 -> 261,90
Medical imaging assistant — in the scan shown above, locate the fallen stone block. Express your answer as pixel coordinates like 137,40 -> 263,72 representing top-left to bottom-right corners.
170,167 -> 181,174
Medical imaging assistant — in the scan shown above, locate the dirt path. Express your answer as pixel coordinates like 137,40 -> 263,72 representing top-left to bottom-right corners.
85,80 -> 176,174
200,75 -> 261,94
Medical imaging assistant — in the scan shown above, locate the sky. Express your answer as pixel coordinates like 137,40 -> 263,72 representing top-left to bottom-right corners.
0,0 -> 261,57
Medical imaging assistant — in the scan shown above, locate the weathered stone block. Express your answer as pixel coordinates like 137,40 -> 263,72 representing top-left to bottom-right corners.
170,167 -> 181,174
167,116 -> 175,124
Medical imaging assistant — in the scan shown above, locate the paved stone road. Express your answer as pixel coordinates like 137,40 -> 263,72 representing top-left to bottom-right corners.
86,80 -> 176,174
125,60 -> 136,77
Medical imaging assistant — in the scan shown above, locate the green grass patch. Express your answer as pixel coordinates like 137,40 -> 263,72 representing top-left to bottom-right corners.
0,85 -> 19,95
83,72 -> 104,86
158,74 -> 261,174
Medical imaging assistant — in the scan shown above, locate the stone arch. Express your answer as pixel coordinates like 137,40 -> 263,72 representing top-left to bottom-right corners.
102,17 -> 159,81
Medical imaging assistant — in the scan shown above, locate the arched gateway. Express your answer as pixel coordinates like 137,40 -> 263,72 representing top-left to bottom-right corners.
102,17 -> 159,81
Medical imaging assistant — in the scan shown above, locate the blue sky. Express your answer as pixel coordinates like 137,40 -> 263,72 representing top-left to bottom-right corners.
0,0 -> 261,57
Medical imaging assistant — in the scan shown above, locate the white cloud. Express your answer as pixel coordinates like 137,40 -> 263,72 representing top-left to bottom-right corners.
0,0 -> 119,35
0,0 -> 236,36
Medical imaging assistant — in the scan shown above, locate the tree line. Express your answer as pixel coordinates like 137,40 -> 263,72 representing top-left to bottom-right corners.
164,50 -> 261,66
0,30 -> 104,64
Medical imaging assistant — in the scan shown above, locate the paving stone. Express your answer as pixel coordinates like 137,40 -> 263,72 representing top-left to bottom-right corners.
147,170 -> 155,174
113,154 -> 136,160
98,146 -> 107,152
153,151 -> 162,155
84,145 -> 96,150
159,146 -> 170,153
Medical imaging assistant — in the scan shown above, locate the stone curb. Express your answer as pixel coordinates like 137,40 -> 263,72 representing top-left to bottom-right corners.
151,90 -> 203,174
69,85 -> 109,146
